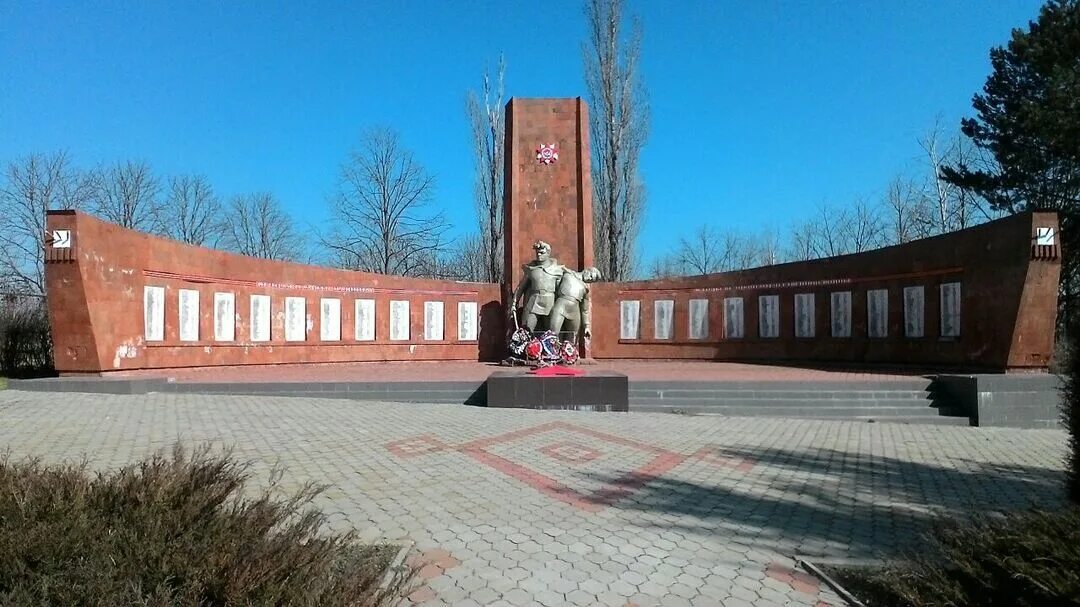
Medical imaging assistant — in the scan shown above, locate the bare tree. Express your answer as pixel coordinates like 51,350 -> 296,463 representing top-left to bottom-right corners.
0,152 -> 93,293
584,0 -> 649,281
841,197 -> 887,253
752,228 -> 782,267
90,160 -> 162,232
325,129 -> 448,276
647,254 -> 681,279
162,174 -> 222,246
884,176 -> 933,244
676,225 -> 727,275
413,233 -> 487,281
811,203 -> 849,258
466,56 -> 506,283
221,192 -> 302,260
919,119 -> 998,233
786,220 -> 818,262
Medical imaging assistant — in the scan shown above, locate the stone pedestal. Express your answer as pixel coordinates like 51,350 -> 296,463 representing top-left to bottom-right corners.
486,369 -> 628,411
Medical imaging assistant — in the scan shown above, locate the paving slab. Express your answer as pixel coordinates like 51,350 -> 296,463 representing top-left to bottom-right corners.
0,391 -> 1068,606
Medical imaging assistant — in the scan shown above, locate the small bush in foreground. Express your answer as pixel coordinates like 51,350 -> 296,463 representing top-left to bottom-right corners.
830,508 -> 1080,606
0,299 -> 53,378
1063,332 -> 1080,503
0,446 -> 413,606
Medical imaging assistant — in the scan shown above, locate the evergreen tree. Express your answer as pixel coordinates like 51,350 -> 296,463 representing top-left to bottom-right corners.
942,0 -> 1080,322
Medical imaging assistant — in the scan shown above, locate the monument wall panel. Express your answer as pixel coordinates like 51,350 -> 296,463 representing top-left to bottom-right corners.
44,211 -> 503,373
587,211 -> 1060,371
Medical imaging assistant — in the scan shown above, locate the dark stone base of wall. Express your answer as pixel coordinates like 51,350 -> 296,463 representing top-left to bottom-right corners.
932,374 -> 1063,428
481,370 -> 629,412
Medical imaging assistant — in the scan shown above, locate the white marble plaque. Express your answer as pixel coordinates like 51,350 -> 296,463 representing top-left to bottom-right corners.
794,293 -> 815,338
178,289 -> 200,342
940,282 -> 962,337
1037,227 -> 1056,246
724,297 -> 744,338
285,297 -> 306,342
904,286 -> 925,338
355,299 -> 375,341
144,286 -> 165,341
424,301 -> 444,340
688,299 -> 709,340
390,300 -> 410,341
831,291 -> 851,338
214,292 -> 235,342
320,298 -> 341,341
250,295 -> 271,342
654,300 -> 674,340
620,300 -> 640,340
758,295 -> 779,338
458,301 -> 478,341
867,289 -> 888,338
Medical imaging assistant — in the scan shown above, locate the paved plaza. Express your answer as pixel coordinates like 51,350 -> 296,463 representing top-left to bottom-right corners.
0,391 -> 1069,606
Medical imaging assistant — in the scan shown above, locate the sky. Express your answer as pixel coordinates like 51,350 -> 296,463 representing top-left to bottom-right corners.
0,0 -> 1046,268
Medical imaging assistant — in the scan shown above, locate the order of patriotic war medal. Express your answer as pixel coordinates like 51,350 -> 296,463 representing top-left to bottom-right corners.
536,143 -> 558,164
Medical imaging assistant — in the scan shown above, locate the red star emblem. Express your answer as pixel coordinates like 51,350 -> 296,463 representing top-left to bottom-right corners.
536,143 -> 558,164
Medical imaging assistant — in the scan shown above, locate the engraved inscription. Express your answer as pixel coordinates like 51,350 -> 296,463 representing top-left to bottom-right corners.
144,286 -> 165,341
620,301 -> 640,340
285,297 -> 306,342
355,299 -> 375,341
904,286 -> 924,338
178,289 -> 200,342
794,293 -> 815,338
390,300 -> 410,341
724,297 -> 744,338
867,289 -> 888,338
758,295 -> 779,338
458,301 -> 478,341
250,295 -> 271,342
688,299 -> 708,340
831,291 -> 852,338
424,301 -> 444,341
320,298 -> 341,341
214,292 -> 235,342
654,300 -> 674,340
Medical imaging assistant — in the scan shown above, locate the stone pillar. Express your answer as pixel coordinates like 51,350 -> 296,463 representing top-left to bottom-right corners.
503,97 -> 594,289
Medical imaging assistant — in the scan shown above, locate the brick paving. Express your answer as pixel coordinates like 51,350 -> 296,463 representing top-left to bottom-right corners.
111,360 -> 929,383
0,391 -> 1068,606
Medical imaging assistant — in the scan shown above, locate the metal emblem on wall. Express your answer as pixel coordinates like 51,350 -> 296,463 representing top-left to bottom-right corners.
536,143 -> 558,164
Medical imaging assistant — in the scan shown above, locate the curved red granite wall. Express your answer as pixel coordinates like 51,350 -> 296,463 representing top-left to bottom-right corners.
44,211 -> 504,373
587,211 -> 1061,371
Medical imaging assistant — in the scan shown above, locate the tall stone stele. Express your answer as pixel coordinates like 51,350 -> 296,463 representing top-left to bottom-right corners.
502,98 -> 596,343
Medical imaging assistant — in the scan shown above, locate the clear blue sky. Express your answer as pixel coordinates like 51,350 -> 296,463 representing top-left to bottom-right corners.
0,0 -> 1044,267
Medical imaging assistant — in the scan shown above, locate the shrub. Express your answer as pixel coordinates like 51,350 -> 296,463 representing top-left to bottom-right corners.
829,508 -> 1080,606
0,296 -> 53,377
1064,334 -> 1080,503
0,445 -> 414,606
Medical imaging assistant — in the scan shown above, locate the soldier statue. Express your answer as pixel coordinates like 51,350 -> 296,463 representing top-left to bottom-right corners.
509,240 -> 567,331
549,267 -> 601,340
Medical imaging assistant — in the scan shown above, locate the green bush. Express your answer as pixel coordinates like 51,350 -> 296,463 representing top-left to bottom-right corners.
1064,334 -> 1080,503
0,446 -> 414,606
830,508 -> 1080,606
0,298 -> 53,377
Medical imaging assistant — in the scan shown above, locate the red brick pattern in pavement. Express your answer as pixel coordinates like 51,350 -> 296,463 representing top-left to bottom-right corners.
539,441 -> 603,465
387,421 -> 759,514
766,562 -> 823,596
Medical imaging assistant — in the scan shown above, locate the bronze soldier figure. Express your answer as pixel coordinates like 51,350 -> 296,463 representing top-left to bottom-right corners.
509,240 -> 567,331
548,267 -> 601,340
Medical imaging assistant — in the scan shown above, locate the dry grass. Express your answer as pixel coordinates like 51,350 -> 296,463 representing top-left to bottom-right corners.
0,445 -> 415,606
830,508 -> 1080,607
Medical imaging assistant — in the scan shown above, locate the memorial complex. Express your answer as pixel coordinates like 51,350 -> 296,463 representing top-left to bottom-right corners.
38,98 -> 1062,419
